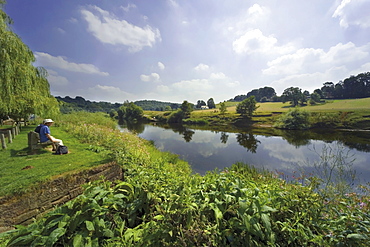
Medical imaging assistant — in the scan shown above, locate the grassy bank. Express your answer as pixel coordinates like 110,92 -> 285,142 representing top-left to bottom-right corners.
0,122 -> 108,198
1,112 -> 369,246
146,98 -> 370,129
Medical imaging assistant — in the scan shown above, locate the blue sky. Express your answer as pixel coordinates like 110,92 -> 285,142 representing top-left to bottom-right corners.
4,0 -> 370,103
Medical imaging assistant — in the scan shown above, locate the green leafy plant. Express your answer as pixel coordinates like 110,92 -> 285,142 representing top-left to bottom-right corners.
274,108 -> 310,129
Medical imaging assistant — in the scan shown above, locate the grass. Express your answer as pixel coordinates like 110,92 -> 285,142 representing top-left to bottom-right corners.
146,98 -> 370,129
223,97 -> 370,113
0,124 -> 109,198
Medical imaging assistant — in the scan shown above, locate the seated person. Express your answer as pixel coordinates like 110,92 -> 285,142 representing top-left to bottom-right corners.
39,119 -> 64,150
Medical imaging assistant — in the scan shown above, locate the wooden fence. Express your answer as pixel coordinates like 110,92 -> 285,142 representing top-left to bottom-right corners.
0,122 -> 23,149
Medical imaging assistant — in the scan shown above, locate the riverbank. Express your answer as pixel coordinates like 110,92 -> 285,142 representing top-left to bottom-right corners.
145,98 -> 370,130
1,112 -> 369,246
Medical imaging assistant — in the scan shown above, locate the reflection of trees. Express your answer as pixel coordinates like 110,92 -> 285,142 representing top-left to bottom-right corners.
120,121 -> 146,134
182,129 -> 195,142
278,130 -> 311,148
236,133 -> 260,153
220,132 -> 229,144
342,142 -> 370,153
168,124 -> 195,142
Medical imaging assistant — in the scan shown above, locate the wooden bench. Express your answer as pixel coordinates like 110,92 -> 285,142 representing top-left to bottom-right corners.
28,131 -> 52,151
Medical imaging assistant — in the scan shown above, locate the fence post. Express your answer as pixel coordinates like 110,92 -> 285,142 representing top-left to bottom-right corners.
1,134 -> 6,149
7,130 -> 12,143
11,127 -> 16,139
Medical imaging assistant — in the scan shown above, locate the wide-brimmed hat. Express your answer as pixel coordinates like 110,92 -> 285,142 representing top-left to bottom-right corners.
43,119 -> 54,124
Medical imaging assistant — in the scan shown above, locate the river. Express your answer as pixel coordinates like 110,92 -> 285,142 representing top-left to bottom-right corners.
119,122 -> 370,185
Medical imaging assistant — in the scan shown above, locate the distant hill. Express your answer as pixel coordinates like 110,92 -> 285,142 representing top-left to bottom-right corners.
55,96 -> 181,113
134,100 -> 181,111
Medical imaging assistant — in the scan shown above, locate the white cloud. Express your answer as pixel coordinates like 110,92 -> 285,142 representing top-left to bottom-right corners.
35,52 -> 109,76
47,70 -> 69,86
167,0 -> 179,8
232,29 -> 295,55
81,5 -> 161,52
57,28 -> 66,34
269,66 -> 348,95
68,17 -> 78,23
263,42 -> 369,76
210,72 -> 226,80
168,71 -> 240,101
333,0 -> 370,28
85,85 -> 134,103
349,62 -> 370,75
194,63 -> 209,71
121,4 -> 136,12
156,85 -> 170,93
247,4 -> 267,21
223,4 -> 270,35
158,62 -> 165,70
140,73 -> 160,82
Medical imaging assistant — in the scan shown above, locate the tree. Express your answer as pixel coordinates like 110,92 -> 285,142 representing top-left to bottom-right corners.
109,109 -> 117,119
236,96 -> 259,118
246,86 -> 276,102
118,102 -> 143,122
309,92 -> 321,105
321,82 -> 334,99
281,87 -> 306,106
207,98 -> 216,109
219,102 -> 227,115
196,100 -> 206,109
180,100 -> 193,118
0,4 -> 59,120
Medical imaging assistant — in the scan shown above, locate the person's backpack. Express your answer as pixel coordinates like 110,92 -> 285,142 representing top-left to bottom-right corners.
55,145 -> 68,155
35,125 -> 42,133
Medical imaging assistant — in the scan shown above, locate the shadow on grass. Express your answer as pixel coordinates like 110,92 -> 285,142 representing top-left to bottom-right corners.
10,147 -> 50,157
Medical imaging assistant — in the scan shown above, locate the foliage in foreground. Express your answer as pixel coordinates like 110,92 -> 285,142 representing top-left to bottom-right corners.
1,112 -> 369,246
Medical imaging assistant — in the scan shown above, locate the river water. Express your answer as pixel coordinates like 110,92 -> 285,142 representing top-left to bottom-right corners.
120,123 -> 370,185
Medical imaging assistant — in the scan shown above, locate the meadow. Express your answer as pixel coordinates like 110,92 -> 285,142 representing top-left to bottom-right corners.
0,111 -> 369,246
161,98 -> 370,129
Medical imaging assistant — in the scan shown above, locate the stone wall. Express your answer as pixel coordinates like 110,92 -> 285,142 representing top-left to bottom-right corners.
0,162 -> 123,233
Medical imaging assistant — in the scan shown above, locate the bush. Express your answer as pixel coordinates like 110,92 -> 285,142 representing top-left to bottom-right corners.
167,109 -> 185,123
274,108 -> 310,129
182,118 -> 208,125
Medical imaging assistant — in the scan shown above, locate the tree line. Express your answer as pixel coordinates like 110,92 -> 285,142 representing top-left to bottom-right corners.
232,72 -> 370,107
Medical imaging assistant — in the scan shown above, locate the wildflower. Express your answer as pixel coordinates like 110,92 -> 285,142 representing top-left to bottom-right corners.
359,202 -> 366,209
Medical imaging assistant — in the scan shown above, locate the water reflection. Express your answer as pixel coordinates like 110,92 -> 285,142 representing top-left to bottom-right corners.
118,122 -> 370,184
236,133 -> 260,153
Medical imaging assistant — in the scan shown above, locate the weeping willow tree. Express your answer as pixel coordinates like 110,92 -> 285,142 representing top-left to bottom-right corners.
0,1 -> 59,121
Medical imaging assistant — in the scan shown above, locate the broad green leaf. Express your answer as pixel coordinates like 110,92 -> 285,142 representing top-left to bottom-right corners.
346,233 -> 367,240
45,227 -> 66,246
86,221 -> 95,231
72,234 -> 83,247
153,215 -> 164,220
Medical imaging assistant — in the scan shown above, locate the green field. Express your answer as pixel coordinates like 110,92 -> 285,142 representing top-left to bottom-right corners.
257,98 -> 370,112
165,98 -> 370,129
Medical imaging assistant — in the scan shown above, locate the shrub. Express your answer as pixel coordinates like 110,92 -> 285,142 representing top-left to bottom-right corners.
182,118 -> 208,125
274,108 -> 310,129
167,109 -> 185,123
